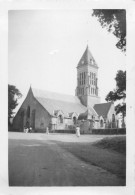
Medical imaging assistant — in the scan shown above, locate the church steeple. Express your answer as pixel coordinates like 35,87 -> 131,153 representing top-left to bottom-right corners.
75,45 -> 100,107
77,45 -> 98,68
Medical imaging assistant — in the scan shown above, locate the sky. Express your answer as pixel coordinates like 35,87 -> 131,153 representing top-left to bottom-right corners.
8,9 -> 126,112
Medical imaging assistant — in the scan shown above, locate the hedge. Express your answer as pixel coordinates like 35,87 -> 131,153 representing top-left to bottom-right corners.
9,128 -> 126,135
92,128 -> 126,135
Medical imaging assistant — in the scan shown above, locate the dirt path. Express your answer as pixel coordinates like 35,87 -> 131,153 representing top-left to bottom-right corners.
8,134 -> 124,186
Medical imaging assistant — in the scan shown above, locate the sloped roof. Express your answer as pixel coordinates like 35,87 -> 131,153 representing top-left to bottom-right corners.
94,102 -> 113,118
77,45 -> 98,68
78,107 -> 98,121
32,88 -> 87,117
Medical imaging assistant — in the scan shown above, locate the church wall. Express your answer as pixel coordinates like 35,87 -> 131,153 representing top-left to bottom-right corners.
13,88 -> 51,132
106,103 -> 116,128
51,117 -> 75,130
107,104 -> 115,122
34,102 -> 51,130
13,108 -> 25,132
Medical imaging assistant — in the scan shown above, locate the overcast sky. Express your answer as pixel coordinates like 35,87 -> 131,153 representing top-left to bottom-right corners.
8,9 -> 126,111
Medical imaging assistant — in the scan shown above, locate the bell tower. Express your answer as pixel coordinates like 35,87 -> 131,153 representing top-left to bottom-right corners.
75,45 -> 100,107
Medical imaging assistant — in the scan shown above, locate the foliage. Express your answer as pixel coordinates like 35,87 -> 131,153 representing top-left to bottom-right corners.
8,84 -> 22,122
92,9 -> 126,52
105,70 -> 126,117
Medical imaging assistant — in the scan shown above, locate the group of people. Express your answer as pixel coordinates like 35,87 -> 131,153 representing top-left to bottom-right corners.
24,126 -> 32,133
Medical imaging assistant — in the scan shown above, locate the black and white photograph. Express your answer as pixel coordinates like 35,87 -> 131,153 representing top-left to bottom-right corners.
8,8 -> 126,186
0,0 -> 135,194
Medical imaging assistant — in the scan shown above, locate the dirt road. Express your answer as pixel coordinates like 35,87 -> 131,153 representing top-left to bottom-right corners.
8,133 -> 125,186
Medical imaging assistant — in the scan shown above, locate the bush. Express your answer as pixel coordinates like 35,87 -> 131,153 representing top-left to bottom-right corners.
92,128 -> 126,135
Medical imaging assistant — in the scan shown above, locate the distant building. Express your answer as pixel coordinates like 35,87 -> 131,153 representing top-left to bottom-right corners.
13,45 -> 116,132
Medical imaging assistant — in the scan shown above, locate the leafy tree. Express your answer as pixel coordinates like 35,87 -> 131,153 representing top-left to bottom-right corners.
105,70 -> 126,119
8,84 -> 22,124
92,9 -> 126,52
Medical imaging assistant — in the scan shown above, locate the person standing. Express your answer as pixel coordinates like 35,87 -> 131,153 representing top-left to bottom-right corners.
46,127 -> 49,134
29,126 -> 32,133
76,125 -> 80,137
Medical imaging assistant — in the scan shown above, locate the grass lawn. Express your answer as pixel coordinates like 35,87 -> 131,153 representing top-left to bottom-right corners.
56,135 -> 126,181
93,135 -> 126,154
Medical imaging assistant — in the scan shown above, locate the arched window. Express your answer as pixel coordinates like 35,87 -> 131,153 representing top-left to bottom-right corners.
31,110 -> 36,129
100,119 -> 103,127
84,72 -> 85,84
80,73 -> 81,85
73,116 -> 77,124
27,106 -> 30,118
112,114 -> 115,122
59,115 -> 63,123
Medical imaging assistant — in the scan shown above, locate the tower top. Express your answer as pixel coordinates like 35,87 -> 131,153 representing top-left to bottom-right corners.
77,45 -> 98,68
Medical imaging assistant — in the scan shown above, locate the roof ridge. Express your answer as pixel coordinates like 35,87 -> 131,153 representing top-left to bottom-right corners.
32,87 -> 76,98
94,102 -> 112,106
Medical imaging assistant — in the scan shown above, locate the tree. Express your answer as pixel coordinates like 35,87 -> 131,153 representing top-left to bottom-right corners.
105,70 -> 126,119
8,84 -> 22,124
92,9 -> 126,52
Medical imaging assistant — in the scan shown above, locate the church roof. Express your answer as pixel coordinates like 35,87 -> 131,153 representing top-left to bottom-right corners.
77,45 -> 98,68
93,102 -> 113,118
32,88 -> 87,117
78,106 -> 98,121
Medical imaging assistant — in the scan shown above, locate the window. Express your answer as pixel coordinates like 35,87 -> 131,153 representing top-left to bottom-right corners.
59,115 -> 63,123
31,110 -> 36,129
84,72 -> 85,85
112,114 -> 115,122
80,73 -> 81,85
100,119 -> 103,127
73,116 -> 77,124
27,106 -> 30,118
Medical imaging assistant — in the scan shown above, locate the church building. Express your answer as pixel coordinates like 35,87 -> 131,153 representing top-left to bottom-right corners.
13,45 -> 116,132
